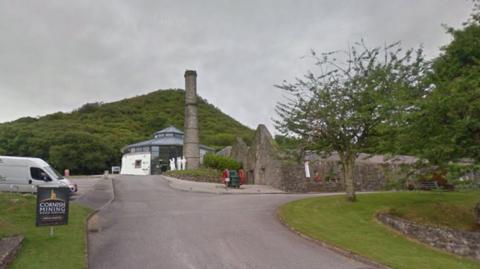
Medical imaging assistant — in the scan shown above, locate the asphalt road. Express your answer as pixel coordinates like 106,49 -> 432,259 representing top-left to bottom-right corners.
88,175 -> 368,269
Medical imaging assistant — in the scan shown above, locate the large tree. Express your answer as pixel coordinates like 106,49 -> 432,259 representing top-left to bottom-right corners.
410,4 -> 480,164
275,41 -> 428,201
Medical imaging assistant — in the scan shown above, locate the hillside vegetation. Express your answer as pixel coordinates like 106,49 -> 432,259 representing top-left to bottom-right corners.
0,89 -> 254,174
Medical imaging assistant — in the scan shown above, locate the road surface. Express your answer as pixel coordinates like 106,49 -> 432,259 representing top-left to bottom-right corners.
88,175 -> 368,269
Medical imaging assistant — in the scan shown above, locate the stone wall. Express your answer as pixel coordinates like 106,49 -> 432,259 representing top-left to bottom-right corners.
230,138 -> 249,172
306,160 -> 414,192
277,159 -> 414,193
377,213 -> 480,261
216,146 -> 232,157
0,235 -> 23,269
224,125 -> 415,193
282,162 -> 345,192
222,124 -> 420,192
248,125 -> 284,189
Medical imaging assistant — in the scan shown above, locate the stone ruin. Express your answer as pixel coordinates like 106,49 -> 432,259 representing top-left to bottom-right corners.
221,124 -> 419,192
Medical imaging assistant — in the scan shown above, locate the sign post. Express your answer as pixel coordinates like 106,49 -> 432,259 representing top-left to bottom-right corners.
36,187 -> 70,236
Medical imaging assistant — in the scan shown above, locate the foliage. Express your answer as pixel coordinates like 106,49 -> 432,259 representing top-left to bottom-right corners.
164,168 -> 222,183
275,41 -> 428,201
0,89 -> 253,174
389,194 -> 480,232
383,177 -> 407,191
405,4 -> 480,164
202,153 -> 241,171
446,163 -> 480,190
0,193 -> 92,269
279,192 -> 480,269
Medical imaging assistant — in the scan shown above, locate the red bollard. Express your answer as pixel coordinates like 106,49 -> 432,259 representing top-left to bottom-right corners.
238,169 -> 246,185
64,169 -> 70,177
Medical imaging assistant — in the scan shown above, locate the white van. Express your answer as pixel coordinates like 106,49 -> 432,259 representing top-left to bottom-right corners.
0,156 -> 77,193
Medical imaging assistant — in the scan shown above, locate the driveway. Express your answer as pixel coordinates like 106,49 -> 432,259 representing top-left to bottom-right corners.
70,176 -> 113,210
88,175 -> 368,269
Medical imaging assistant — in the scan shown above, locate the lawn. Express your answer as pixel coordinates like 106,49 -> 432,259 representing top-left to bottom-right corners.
278,192 -> 480,269
389,192 -> 479,232
0,192 -> 92,269
164,168 -> 222,183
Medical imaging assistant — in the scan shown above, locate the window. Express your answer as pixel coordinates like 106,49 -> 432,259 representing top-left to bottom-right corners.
135,160 -> 142,168
44,166 -> 63,180
30,167 -> 51,181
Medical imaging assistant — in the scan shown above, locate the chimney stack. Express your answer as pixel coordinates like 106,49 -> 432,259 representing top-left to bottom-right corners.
183,70 -> 200,169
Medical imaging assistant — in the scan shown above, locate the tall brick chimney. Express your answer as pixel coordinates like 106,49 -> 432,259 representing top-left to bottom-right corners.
183,70 -> 200,169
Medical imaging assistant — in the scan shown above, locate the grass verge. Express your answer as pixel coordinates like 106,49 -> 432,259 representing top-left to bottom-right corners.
164,168 -> 221,183
389,192 -> 479,232
0,192 -> 93,269
278,192 -> 480,269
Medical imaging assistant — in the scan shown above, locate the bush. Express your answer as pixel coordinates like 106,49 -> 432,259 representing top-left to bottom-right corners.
446,163 -> 480,190
164,168 -> 221,183
203,153 -> 241,170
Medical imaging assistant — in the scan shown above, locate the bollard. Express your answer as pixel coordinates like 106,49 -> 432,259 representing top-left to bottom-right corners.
103,170 -> 109,179
64,169 -> 70,177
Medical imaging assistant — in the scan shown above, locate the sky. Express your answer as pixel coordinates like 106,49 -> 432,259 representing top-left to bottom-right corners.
0,0 -> 474,133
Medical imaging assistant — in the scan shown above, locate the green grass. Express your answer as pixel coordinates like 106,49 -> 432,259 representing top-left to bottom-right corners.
278,192 -> 480,269
0,193 -> 93,269
164,168 -> 222,183
389,192 -> 480,232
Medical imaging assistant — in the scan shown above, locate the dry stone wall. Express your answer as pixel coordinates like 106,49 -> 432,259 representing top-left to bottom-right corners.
377,213 -> 480,261
224,125 -> 415,193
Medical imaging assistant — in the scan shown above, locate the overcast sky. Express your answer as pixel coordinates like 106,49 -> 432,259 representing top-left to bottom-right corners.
0,0 -> 474,133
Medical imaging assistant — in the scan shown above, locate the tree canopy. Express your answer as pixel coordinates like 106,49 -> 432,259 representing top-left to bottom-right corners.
407,8 -> 480,164
275,41 -> 428,201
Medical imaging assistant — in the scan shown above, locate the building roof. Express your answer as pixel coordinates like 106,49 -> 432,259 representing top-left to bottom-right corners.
123,126 -> 214,152
305,151 -> 418,165
154,126 -> 184,136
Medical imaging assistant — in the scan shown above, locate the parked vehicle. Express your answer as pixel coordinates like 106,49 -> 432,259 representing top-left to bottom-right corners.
0,156 -> 77,193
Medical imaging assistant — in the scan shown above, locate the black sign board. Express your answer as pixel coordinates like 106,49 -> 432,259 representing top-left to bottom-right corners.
36,187 -> 70,227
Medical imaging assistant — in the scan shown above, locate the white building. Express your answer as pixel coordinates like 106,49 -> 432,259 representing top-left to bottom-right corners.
120,126 -> 213,175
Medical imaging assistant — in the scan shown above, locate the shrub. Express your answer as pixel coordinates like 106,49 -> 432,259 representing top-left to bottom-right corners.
203,153 -> 241,170
446,163 -> 480,190
164,168 -> 221,183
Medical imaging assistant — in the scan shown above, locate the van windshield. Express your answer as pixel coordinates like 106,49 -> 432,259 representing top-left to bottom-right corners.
44,166 -> 64,180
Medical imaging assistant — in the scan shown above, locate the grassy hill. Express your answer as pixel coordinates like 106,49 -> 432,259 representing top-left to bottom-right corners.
0,89 -> 254,174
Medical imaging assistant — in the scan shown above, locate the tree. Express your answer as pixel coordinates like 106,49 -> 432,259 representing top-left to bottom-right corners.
275,41 -> 428,201
48,131 -> 116,174
411,3 -> 480,164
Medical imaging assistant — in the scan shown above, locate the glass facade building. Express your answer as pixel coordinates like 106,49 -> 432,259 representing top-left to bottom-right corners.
122,126 -> 213,174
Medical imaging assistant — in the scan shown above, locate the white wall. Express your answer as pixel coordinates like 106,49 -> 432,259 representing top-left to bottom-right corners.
200,148 -> 210,164
120,153 -> 151,175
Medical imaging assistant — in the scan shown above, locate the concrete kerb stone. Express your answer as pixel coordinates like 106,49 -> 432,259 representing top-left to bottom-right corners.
0,235 -> 24,269
84,177 -> 116,269
162,175 -> 286,195
276,209 -> 389,269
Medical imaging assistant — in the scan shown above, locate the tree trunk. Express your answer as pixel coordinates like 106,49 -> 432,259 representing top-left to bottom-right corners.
341,153 -> 356,202
475,201 -> 480,225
